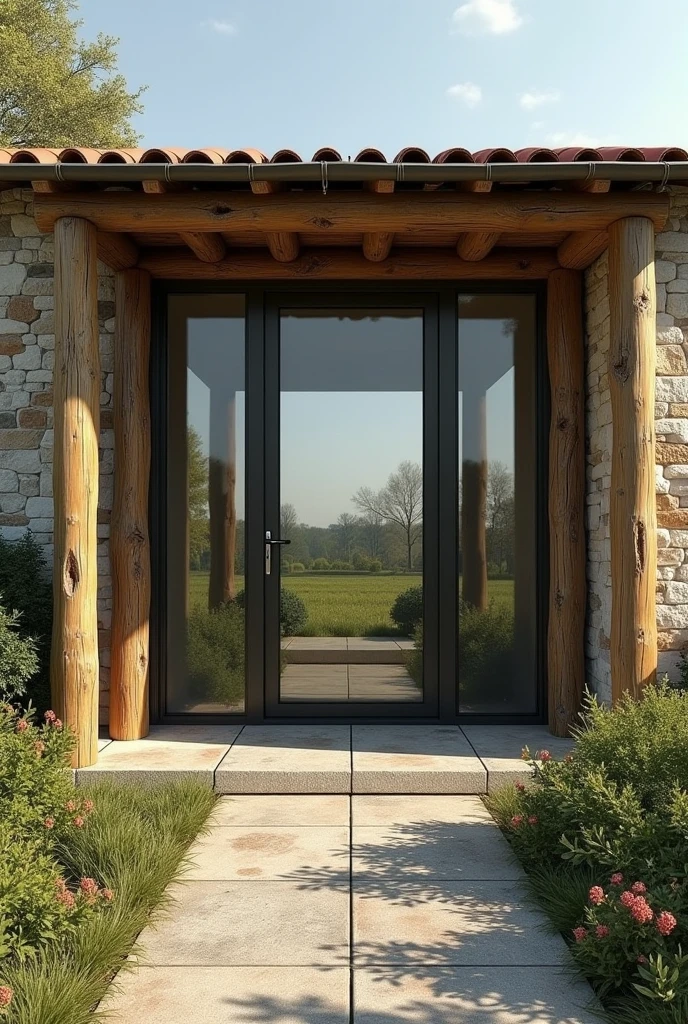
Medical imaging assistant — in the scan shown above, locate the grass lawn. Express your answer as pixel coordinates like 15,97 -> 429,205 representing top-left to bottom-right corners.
188,571 -> 514,636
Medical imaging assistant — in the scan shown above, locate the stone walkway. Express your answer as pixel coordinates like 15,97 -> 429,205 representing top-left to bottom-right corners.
105,794 -> 597,1023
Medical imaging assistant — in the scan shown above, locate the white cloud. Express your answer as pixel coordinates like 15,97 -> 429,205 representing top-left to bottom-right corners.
545,131 -> 615,148
446,82 -> 482,108
202,18 -> 237,35
451,0 -> 523,35
519,90 -> 560,111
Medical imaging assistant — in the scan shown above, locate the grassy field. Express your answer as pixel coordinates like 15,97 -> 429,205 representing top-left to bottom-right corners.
189,571 -> 514,636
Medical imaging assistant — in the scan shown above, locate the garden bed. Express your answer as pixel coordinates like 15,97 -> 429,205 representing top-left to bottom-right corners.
485,684 -> 688,1024
0,704 -> 215,1024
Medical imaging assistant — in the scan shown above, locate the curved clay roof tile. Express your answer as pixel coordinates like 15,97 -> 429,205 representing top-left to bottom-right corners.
597,147 -> 645,161
312,147 -> 342,161
631,147 -> 688,162
355,148 -> 387,163
270,149 -> 302,163
224,150 -> 268,164
472,148 -> 517,163
182,148 -> 232,164
97,149 -> 143,163
553,147 -> 602,162
58,148 -> 102,163
10,148 -> 60,163
515,147 -> 559,163
394,147 -> 430,163
0,150 -> 14,164
433,148 -> 474,164
140,148 -> 188,164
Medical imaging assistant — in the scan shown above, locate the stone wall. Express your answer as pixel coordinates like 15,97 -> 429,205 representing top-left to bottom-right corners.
0,187 -> 114,723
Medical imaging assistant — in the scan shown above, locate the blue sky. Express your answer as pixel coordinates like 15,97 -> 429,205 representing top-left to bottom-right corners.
82,0 -> 688,156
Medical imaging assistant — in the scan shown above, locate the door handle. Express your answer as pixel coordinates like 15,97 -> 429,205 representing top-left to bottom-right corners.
265,531 -> 291,575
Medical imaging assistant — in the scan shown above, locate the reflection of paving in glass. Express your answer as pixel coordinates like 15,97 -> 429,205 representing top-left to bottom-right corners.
281,637 -> 420,702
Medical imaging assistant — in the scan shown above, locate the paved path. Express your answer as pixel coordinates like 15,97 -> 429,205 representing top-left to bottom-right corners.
105,795 -> 597,1023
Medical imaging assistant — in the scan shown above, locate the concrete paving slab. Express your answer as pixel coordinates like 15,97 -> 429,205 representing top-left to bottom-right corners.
280,665 -> 349,701
353,967 -> 599,1023
106,965 -> 350,1023
215,726 -> 351,794
97,737 -> 112,752
77,725 -> 243,787
184,825 -> 349,881
140,880 -> 349,966
352,795 -> 493,826
352,820 -> 521,881
353,880 -> 569,966
212,795 -> 350,826
461,724 -> 575,760
352,726 -> 486,794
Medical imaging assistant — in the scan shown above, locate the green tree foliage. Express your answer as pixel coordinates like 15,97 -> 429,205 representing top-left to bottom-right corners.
0,533 -> 51,712
0,604 -> 38,702
0,0 -> 144,148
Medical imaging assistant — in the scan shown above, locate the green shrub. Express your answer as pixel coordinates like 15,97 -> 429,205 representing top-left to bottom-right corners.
288,562 -> 305,573
279,587 -> 308,636
405,622 -> 423,686
390,584 -> 423,635
186,603 -> 245,706
458,600 -> 514,701
329,560 -> 352,571
0,535 -> 52,714
368,559 -> 383,573
311,558 -> 330,570
0,606 -> 38,703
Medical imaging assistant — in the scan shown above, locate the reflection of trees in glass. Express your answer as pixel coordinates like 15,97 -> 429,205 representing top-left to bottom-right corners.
188,426 -> 209,571
333,513 -> 358,563
486,461 -> 515,576
280,503 -> 298,538
353,460 -> 423,571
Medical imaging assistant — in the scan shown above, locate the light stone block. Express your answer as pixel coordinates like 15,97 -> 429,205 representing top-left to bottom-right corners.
216,726 -> 351,794
352,726 -> 486,794
657,605 -> 688,629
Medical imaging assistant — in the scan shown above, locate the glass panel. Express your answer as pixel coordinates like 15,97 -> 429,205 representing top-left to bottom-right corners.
167,296 -> 246,713
278,308 -> 424,703
458,294 -> 538,713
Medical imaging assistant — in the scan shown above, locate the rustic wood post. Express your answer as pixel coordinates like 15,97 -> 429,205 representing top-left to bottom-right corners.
608,217 -> 657,700
110,269 -> 151,740
51,217 -> 100,768
461,391 -> 488,610
547,269 -> 586,734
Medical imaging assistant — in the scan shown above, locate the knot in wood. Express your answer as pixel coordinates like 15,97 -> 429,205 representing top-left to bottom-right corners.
633,290 -> 651,315
556,415 -> 569,432
63,550 -> 80,597
211,203 -> 232,218
310,216 -> 334,230
612,354 -> 630,384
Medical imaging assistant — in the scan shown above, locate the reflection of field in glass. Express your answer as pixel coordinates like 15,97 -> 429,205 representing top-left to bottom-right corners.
188,571 -> 514,637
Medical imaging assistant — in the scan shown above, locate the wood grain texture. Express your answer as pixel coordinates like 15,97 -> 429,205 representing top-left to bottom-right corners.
362,232 -> 394,261
180,231 -> 226,263
557,230 -> 608,269
137,247 -> 559,280
33,189 -> 670,235
97,230 -> 139,271
456,231 -> 501,261
265,231 -> 300,262
110,269 -> 151,741
608,217 -> 658,701
547,269 -> 586,735
51,217 -> 100,768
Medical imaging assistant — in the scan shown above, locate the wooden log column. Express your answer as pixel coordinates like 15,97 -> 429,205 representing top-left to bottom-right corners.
608,217 -> 657,700
547,269 -> 586,735
51,217 -> 100,768
461,391 -> 488,611
110,269 -> 152,740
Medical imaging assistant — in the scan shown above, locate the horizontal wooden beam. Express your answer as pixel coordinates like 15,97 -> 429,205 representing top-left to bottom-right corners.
34,189 -> 670,237
558,230 -> 608,269
137,246 -> 558,280
97,231 -> 139,271
180,231 -> 226,263
456,231 -> 501,261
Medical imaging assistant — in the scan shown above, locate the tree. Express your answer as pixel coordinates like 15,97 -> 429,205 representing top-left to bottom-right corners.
280,503 -> 298,538
187,426 -> 209,571
486,461 -> 515,574
359,508 -> 385,560
0,0 -> 144,148
353,461 -> 423,571
333,513 -> 358,562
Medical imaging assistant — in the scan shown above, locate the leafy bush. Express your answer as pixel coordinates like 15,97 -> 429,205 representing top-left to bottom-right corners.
390,584 -> 423,635
288,562 -> 305,573
459,600 -> 514,702
329,560 -> 352,571
0,535 -> 52,714
0,606 -> 38,703
279,587 -> 308,636
311,558 -> 330,570
368,559 -> 383,573
405,622 -> 423,686
186,603 -> 245,706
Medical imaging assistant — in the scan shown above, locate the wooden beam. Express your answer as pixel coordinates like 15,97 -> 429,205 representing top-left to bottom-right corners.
456,231 -> 501,262
558,230 -> 608,270
363,232 -> 394,262
461,393 -> 488,611
608,217 -> 657,701
249,180 -> 300,262
97,230 -> 139,271
138,247 -> 559,280
142,180 -> 166,194
547,269 -> 585,735
51,217 -> 100,768
34,189 -> 670,236
110,269 -> 151,741
179,232 -> 226,263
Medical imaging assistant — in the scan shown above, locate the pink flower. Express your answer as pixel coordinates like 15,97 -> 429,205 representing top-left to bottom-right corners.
538,750 -> 552,762
620,891 -> 636,907
637,954 -> 648,964
80,877 -> 98,896
510,815 -> 524,827
564,753 -> 573,763
595,925 -> 610,938
656,911 -> 677,937
73,816 -> 84,828
44,817 -> 54,829
53,718 -> 62,730
44,710 -> 56,723
101,888 -> 114,902
630,897 -> 654,925
527,815 -> 538,825
610,873 -> 624,886
515,781 -> 526,792
83,799 -> 94,814
631,882 -> 647,895
589,886 -> 605,906
55,877 -> 66,894
57,889 -> 75,910
65,800 -> 76,813
572,927 -> 588,943
16,719 -> 28,732
34,740 -> 45,757
0,987 -> 12,1008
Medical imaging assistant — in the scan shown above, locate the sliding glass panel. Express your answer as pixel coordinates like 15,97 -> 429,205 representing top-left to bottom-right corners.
167,296 -> 246,714
278,308 -> 424,703
458,294 -> 538,713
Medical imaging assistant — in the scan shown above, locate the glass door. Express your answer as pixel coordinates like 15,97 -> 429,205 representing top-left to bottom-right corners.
264,294 -> 439,718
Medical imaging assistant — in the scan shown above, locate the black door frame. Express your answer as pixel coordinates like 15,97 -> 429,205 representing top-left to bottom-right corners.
150,280 -> 548,726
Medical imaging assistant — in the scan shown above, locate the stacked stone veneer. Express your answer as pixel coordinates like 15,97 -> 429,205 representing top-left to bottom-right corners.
0,187 -> 114,723
585,187 -> 688,701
